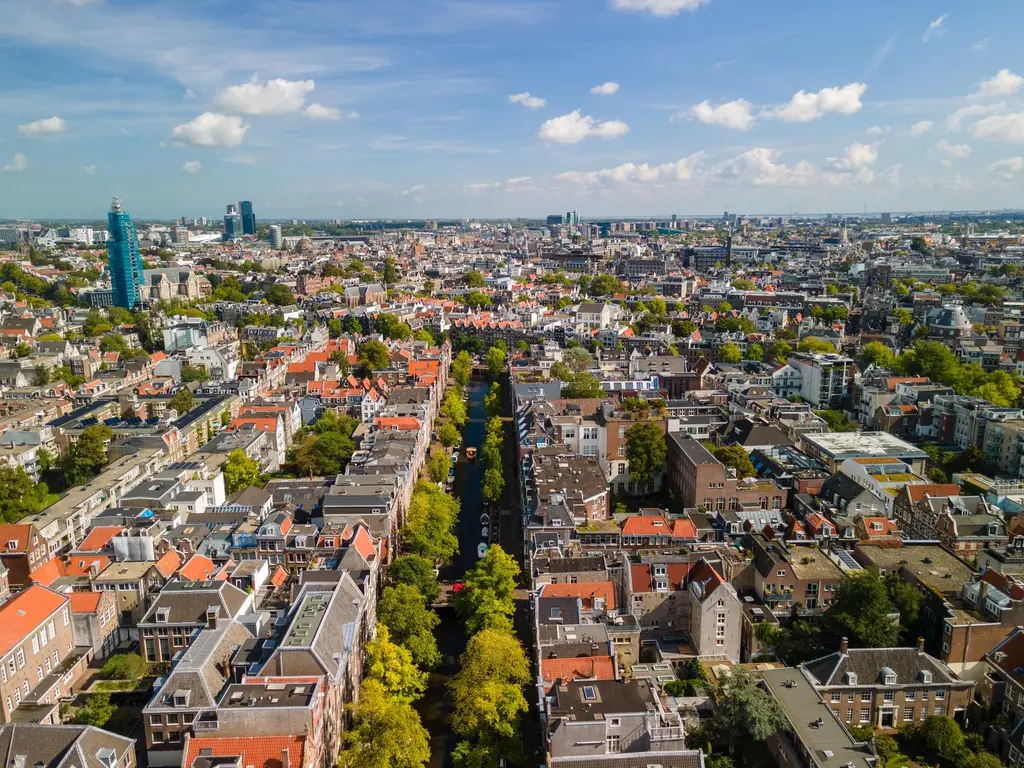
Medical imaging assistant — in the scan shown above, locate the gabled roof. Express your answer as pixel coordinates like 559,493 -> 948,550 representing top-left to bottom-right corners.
0,586 -> 67,657
182,734 -> 305,768
540,656 -> 616,688
541,581 -> 617,610
802,646 -> 956,687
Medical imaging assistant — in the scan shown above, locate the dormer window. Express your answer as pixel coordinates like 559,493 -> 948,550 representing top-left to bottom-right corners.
845,672 -> 858,685
156,608 -> 170,623
6,541 -> 17,550
885,673 -> 897,685
920,670 -> 933,684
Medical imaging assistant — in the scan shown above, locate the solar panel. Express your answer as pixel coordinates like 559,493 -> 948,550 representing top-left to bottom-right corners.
835,550 -> 862,570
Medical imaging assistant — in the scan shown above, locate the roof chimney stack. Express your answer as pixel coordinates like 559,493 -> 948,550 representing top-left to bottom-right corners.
840,636 -> 849,655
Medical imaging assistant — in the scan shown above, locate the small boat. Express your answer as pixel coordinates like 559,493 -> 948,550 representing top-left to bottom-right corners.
477,543 -> 488,559
465,447 -> 478,461
480,513 -> 490,525
450,453 -> 458,465
481,526 -> 489,539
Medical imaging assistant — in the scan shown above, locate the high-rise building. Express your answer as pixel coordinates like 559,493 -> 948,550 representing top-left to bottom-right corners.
171,226 -> 190,245
224,213 -> 241,241
269,224 -> 282,249
546,214 -> 564,227
881,212 -> 892,225
240,201 -> 256,236
107,196 -> 144,309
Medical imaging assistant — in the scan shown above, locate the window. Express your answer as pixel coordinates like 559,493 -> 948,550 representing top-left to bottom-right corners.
859,708 -> 869,723
606,735 -> 621,753
777,570 -> 786,577
22,681 -> 28,696
904,707 -> 914,721
168,732 -> 182,744
151,733 -> 164,744
44,658 -> 50,674
942,642 -> 950,654
905,690 -> 916,701
47,621 -> 55,641
582,686 -> 598,702
62,607 -> 69,626
35,667 -> 42,682
16,650 -> 24,668
935,689 -> 945,700
884,691 -> 894,702
39,630 -> 46,648
922,691 -> 929,700
53,650 -> 58,666
831,692 -> 842,703
934,706 -> 943,715
847,694 -> 855,702
609,718 -> 620,727
846,709 -> 853,723
861,692 -> 871,702
167,714 -> 179,724
30,637 -> 38,655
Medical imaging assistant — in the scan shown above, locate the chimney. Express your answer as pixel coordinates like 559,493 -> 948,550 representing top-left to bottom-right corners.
917,636 -> 926,653
206,606 -> 218,629
281,748 -> 290,768
840,636 -> 849,655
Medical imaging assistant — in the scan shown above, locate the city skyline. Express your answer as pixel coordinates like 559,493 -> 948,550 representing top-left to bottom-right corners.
2,0 -> 1024,218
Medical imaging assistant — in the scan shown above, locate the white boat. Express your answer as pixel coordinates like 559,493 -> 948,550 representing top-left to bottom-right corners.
480,513 -> 490,525
481,526 -> 489,539
477,543 -> 488,559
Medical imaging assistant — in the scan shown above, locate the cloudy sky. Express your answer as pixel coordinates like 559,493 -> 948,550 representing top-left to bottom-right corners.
1,0 -> 1024,220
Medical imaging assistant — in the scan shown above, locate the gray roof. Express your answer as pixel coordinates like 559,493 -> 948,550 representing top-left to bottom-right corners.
668,432 -> 718,466
550,754 -> 703,768
0,724 -> 135,768
139,580 -> 250,626
538,597 -> 581,625
802,647 -> 958,687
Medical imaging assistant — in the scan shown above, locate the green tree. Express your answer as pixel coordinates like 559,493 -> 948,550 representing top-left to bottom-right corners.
562,347 -> 593,374
718,342 -> 742,364
561,372 -> 603,398
414,329 -> 435,344
327,318 -> 343,338
885,572 -> 922,634
72,693 -> 115,727
485,346 -> 506,379
99,334 -> 128,353
449,629 -> 530,742
82,311 -> 112,337
732,278 -> 756,290
451,351 -> 473,388
482,465 -> 505,506
403,482 -> 460,563
381,257 -> 402,285
338,680 -> 430,768
625,421 -> 667,489
860,341 -> 895,369
263,283 -> 295,306
0,465 -> 51,523
768,340 -> 792,363
168,388 -> 195,416
60,424 -> 112,487
389,555 -> 441,605
377,313 -> 412,341
378,585 -> 442,669
180,364 -> 209,384
707,444 -> 756,479
816,409 -> 858,432
442,390 -> 469,428
32,366 -> 50,387
825,570 -> 900,648
484,383 -> 503,420
716,668 -> 788,750
438,422 -> 461,448
588,274 -> 622,297
744,343 -> 764,362
797,337 -> 835,353
222,449 -> 261,494
100,653 -> 148,683
358,339 -> 390,374
463,270 -> 487,288
457,545 -> 520,636
365,623 -> 427,702
427,449 -> 451,484
13,342 -> 31,358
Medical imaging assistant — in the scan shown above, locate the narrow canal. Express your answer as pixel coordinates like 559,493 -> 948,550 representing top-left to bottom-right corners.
418,377 -> 488,768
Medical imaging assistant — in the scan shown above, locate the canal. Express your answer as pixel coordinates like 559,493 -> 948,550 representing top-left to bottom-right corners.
419,377 -> 489,768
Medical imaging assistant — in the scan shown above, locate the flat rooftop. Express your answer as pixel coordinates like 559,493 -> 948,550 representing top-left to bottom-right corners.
761,667 -> 874,768
221,681 -> 315,708
802,431 -> 927,461
855,543 -> 974,595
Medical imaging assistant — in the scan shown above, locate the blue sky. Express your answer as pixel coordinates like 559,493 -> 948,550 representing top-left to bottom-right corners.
1,0 -> 1024,219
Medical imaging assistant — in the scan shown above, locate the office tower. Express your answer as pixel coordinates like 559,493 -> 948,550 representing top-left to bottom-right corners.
107,196 -> 145,309
224,212 -> 241,241
881,212 -> 892,225
227,203 -> 238,215
0,227 -> 21,247
171,226 -> 189,244
269,225 -> 283,249
240,200 -> 256,236
546,214 -> 564,227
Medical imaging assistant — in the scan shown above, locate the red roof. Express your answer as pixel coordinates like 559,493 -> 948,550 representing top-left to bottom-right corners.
77,526 -> 123,553
27,559 -> 62,587
542,581 -> 617,610
179,554 -> 216,582
687,558 -> 725,600
153,550 -> 183,579
671,518 -> 698,539
540,656 -> 616,689
0,524 -> 37,554
621,513 -> 671,536
906,483 -> 962,502
0,586 -> 67,657
69,592 -> 103,613
182,736 -> 305,768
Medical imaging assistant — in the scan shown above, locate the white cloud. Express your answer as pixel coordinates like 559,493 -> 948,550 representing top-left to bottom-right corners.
304,103 -> 343,121
691,99 -> 755,130
978,69 -> 1024,98
401,184 -> 426,196
182,160 -> 203,174
538,110 -> 629,143
903,120 -> 934,137
713,148 -> 822,186
83,164 -> 96,175
936,138 -> 972,158
970,112 -> 1024,143
216,77 -> 315,115
227,155 -> 258,165
508,92 -> 546,109
1,154 -> 27,173
866,125 -> 890,136
768,83 -> 867,122
611,0 -> 709,16
972,39 -> 989,51
171,112 -> 249,148
990,157 -> 1024,179
506,176 -> 532,185
922,14 -> 947,43
832,142 -> 879,170
556,152 -> 705,186
947,102 -> 1005,131
465,182 -> 501,192
591,82 -> 620,96
17,116 -> 67,138
67,0 -> 104,5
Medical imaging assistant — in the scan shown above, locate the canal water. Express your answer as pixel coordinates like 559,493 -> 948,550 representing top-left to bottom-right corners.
418,378 -> 488,768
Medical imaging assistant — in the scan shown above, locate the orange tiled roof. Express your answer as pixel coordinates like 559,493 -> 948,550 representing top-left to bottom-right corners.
0,586 -> 66,657
153,550 -> 183,579
672,518 -> 697,539
27,559 -> 62,587
542,581 -> 617,610
906,483 -> 962,502
182,736 -> 305,768
620,513 -> 671,536
540,656 -> 615,688
77,526 -> 123,553
69,592 -> 103,613
179,554 -> 216,582
0,524 -> 36,554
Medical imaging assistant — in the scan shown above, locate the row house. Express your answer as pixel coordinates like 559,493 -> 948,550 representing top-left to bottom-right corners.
138,580 -> 252,663
750,536 -> 844,616
666,432 -> 786,512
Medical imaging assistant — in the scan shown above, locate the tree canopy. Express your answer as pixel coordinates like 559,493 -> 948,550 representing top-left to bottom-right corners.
825,570 -> 900,648
365,623 -> 427,702
378,584 -> 442,669
457,544 -> 519,636
403,482 -> 460,563
388,554 -> 442,604
338,680 -> 430,768
222,449 -> 261,494
625,421 -> 667,488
